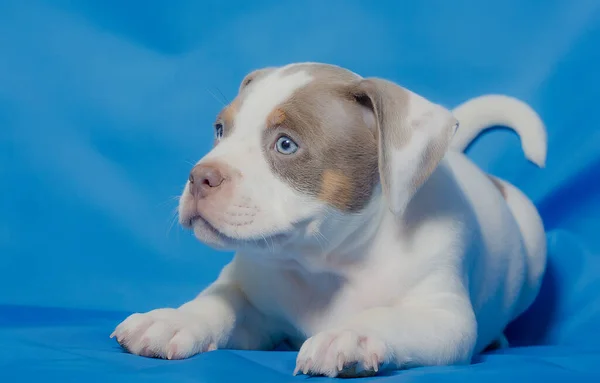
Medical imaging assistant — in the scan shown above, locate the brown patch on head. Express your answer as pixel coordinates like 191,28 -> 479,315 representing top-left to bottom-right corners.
266,108 -> 286,128
488,175 -> 507,199
318,170 -> 353,211
261,64 -> 379,212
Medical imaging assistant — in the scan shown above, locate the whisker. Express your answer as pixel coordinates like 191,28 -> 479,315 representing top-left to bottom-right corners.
269,234 -> 276,253
158,195 -> 181,206
166,208 -> 180,238
259,233 -> 269,252
258,231 -> 273,253
205,87 -> 227,107
215,87 -> 230,105
312,231 -> 324,250
317,230 -> 331,253
315,230 -> 329,248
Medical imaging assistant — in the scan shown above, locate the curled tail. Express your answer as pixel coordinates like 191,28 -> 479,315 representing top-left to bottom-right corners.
451,94 -> 547,168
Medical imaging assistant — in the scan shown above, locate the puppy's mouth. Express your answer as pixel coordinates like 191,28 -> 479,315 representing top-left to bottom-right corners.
186,214 -> 291,248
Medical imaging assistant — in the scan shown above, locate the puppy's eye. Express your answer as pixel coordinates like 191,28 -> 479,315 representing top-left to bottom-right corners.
215,123 -> 224,140
275,136 -> 298,155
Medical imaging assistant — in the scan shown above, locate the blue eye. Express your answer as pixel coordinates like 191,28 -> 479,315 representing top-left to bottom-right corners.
215,123 -> 224,140
275,136 -> 298,154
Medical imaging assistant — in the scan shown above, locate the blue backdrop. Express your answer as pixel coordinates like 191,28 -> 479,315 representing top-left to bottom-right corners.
1,0 -> 600,382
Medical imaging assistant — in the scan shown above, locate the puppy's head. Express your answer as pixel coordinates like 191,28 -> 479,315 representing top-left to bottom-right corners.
178,63 -> 457,254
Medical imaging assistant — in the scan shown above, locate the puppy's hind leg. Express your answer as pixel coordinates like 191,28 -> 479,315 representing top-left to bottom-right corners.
489,176 -> 547,318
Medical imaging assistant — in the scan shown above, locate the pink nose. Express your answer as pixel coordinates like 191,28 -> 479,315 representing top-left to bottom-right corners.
188,164 -> 225,198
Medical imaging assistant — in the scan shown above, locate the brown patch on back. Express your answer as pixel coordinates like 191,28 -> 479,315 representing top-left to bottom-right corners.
489,175 -> 507,199
266,108 -> 286,127
318,170 -> 353,210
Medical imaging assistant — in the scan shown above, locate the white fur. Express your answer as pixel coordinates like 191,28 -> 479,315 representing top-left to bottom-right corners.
451,94 -> 547,167
113,67 -> 547,378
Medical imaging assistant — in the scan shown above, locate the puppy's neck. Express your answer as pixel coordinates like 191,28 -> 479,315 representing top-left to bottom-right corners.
236,191 -> 388,277
285,194 -> 388,275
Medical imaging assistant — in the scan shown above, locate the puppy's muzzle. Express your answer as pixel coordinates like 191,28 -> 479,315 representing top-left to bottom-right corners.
188,163 -> 226,198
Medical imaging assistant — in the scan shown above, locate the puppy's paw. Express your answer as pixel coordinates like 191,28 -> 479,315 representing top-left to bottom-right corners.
111,308 -> 217,359
295,328 -> 392,378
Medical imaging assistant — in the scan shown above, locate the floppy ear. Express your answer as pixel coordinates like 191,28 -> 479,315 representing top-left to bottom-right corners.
354,78 -> 459,215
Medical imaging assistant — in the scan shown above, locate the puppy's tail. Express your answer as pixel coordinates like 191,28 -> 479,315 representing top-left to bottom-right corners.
450,94 -> 547,168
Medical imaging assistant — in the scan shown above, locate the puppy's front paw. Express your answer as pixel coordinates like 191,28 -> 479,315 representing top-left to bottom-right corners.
111,308 -> 216,360
295,328 -> 392,378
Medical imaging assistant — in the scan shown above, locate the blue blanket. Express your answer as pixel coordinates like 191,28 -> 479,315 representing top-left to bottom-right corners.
1,0 -> 599,381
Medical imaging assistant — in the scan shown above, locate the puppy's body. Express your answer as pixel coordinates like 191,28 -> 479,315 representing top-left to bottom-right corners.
112,63 -> 547,377
212,151 -> 545,360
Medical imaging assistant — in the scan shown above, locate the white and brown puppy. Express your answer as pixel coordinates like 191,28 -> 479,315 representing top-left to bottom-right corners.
112,63 -> 548,378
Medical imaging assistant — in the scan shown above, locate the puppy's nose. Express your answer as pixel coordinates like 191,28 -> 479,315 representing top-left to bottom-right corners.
188,164 -> 225,198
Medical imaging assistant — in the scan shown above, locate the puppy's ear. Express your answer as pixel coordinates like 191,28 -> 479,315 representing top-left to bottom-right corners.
354,78 -> 458,215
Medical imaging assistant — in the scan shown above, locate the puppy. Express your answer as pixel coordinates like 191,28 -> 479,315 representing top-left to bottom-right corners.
112,63 -> 547,378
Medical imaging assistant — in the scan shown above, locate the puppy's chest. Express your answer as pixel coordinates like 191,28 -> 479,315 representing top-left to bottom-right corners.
235,259 -> 406,335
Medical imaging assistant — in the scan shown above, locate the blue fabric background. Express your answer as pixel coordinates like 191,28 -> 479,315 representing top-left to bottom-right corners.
1,0 -> 599,381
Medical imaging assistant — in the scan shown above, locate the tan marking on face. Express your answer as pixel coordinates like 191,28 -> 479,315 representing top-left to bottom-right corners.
259,63 -> 378,212
266,108 -> 286,128
488,175 -> 507,199
219,100 -> 239,126
318,170 -> 353,210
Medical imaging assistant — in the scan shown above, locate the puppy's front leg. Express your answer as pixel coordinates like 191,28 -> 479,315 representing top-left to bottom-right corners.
296,278 -> 477,378
111,264 -> 273,359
